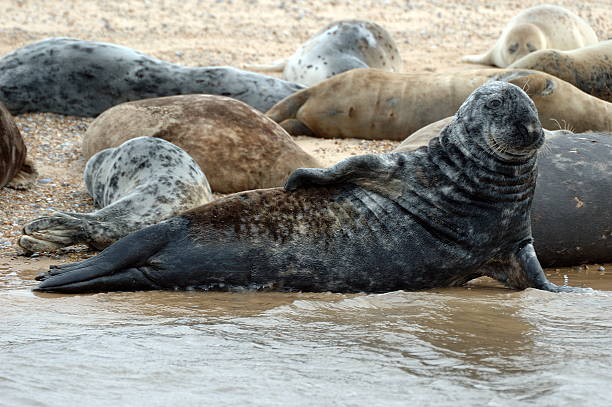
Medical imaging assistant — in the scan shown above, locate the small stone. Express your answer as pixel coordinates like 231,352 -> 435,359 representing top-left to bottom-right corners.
598,266 -> 606,272
37,178 -> 53,184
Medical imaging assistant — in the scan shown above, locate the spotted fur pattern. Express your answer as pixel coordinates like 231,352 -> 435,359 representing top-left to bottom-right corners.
0,38 -> 305,116
34,82 -> 590,294
19,137 -> 212,252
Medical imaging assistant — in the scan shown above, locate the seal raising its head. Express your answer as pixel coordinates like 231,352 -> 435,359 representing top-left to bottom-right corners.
34,82 -> 588,294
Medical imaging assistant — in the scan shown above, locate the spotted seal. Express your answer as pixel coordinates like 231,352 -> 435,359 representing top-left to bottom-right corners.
0,102 -> 37,189
395,118 -> 612,267
34,82 -> 590,294
19,137 -> 212,252
267,68 -> 611,140
508,40 -> 612,102
245,20 -> 402,87
0,37 -> 305,116
462,5 -> 598,67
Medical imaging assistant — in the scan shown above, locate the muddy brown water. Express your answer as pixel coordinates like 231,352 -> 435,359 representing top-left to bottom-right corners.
1,260 -> 612,406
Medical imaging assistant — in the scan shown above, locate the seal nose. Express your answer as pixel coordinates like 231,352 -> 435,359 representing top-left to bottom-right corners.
516,122 -> 544,148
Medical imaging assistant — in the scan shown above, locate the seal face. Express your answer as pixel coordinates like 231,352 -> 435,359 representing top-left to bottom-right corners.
462,5 -> 598,67
508,40 -> 612,103
19,137 -> 212,252
34,82 -> 588,294
0,38 -> 305,116
245,20 -> 402,87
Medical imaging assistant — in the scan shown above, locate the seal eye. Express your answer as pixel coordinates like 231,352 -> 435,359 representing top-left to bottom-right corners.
487,98 -> 502,109
508,43 -> 518,53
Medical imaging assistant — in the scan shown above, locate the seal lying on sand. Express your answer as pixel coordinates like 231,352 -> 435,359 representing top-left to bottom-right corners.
82,95 -> 321,194
0,102 -> 37,189
19,137 -> 212,252
508,40 -> 612,102
34,82 -> 590,294
395,118 -> 612,267
245,20 -> 402,86
462,5 -> 598,67
0,37 -> 305,116
267,68 -> 611,140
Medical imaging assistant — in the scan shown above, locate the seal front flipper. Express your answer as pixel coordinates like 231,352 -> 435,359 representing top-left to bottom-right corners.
33,220 -> 178,293
483,243 -> 594,293
285,153 -> 402,191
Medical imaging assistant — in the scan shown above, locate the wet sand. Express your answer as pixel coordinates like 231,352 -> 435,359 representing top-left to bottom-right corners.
1,1 -> 611,405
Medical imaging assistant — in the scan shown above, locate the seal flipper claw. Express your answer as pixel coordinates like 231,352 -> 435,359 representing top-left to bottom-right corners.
517,243 -> 593,293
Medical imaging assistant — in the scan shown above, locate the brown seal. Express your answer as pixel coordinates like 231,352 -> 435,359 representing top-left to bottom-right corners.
267,68 -> 611,140
83,94 -> 321,194
508,40 -> 612,102
462,5 -> 598,67
0,102 -> 37,189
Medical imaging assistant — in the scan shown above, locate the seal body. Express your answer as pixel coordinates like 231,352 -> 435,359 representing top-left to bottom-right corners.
395,120 -> 612,267
508,40 -> 612,102
462,5 -> 598,67
0,102 -> 37,189
19,137 -> 212,252
82,95 -> 321,193
34,82 -> 587,294
0,37 -> 305,116
267,68 -> 611,140
246,20 -> 402,86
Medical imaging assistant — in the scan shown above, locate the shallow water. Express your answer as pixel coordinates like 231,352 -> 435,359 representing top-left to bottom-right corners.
2,263 -> 612,406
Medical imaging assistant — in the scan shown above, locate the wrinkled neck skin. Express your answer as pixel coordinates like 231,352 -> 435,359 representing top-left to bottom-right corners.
436,117 -> 539,202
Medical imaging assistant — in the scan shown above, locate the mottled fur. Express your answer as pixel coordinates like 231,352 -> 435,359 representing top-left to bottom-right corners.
19,137 -> 212,251
246,20 -> 402,86
34,82 -> 589,294
0,38 -> 305,116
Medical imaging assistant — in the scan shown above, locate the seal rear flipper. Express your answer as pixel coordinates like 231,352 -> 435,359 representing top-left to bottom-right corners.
33,220 -> 179,292
278,118 -> 316,136
265,87 -> 312,123
19,212 -> 91,253
6,158 -> 38,190
35,267 -> 162,293
242,58 -> 288,72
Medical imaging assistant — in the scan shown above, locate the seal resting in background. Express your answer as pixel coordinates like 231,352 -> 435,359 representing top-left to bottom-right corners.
82,95 -> 321,194
34,82 -> 590,294
19,137 -> 212,252
0,102 -> 37,189
508,40 -> 612,102
0,37 -> 305,116
267,68 -> 611,140
394,118 -> 612,267
462,5 -> 598,67
244,20 -> 402,86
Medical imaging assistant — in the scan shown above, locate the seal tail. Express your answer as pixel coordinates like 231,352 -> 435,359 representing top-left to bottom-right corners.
33,221 -> 172,293
243,58 -> 288,72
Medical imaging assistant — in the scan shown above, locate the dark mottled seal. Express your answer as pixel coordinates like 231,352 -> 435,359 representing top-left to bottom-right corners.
395,118 -> 612,267
0,37 -> 305,116
462,5 -> 598,67
34,82 -> 590,294
0,102 -> 37,189
508,40 -> 612,102
19,137 -> 212,252
267,68 -> 611,140
245,20 -> 402,86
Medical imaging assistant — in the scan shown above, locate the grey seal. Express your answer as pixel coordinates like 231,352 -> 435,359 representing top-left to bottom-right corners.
19,137 -> 212,252
462,5 -> 598,67
0,102 -> 37,189
245,20 -> 402,86
0,37 -> 305,116
395,118 -> 612,267
34,82 -> 590,294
